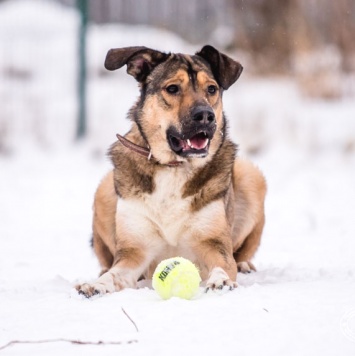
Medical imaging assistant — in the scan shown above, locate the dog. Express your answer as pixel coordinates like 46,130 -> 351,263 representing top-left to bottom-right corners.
76,45 -> 266,297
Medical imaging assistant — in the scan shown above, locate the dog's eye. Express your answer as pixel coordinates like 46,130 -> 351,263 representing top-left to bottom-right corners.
166,85 -> 179,94
207,85 -> 217,95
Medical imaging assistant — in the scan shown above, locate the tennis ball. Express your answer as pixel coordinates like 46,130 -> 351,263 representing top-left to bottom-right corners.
152,257 -> 201,300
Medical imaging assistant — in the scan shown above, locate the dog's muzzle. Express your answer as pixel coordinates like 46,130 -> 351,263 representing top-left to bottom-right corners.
167,106 -> 217,158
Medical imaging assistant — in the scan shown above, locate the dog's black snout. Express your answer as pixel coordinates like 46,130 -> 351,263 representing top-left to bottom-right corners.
192,106 -> 215,125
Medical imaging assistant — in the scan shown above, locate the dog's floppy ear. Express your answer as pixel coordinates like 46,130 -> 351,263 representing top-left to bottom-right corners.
196,45 -> 243,90
104,46 -> 169,82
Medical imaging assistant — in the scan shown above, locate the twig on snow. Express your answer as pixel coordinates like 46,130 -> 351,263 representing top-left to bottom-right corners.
121,307 -> 139,332
0,338 -> 138,351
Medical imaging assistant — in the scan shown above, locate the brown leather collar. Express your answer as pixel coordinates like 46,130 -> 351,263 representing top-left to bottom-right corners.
116,134 -> 183,167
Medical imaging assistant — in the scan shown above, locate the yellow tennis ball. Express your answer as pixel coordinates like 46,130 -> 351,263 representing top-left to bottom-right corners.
152,257 -> 201,300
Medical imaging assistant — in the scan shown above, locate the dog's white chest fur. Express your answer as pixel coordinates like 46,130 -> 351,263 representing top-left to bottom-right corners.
147,169 -> 192,245
116,168 -> 193,247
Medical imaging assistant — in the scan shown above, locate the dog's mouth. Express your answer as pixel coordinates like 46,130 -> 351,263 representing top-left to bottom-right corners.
167,129 -> 214,158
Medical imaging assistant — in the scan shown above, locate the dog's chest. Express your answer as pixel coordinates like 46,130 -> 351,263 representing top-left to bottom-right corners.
144,169 -> 192,245
116,168 -> 193,247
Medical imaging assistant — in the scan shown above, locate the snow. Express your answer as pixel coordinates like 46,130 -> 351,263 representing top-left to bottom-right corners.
1,1 -> 355,355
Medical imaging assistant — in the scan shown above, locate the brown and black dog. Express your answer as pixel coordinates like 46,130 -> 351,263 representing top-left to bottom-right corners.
76,45 -> 266,297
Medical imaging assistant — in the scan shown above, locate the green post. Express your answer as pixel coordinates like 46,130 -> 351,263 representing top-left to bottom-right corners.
76,0 -> 88,139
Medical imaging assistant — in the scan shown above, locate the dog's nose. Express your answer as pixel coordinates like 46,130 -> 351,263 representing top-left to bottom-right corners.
191,106 -> 215,125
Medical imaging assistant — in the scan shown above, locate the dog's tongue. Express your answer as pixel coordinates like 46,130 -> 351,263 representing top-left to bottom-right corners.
171,132 -> 209,152
188,134 -> 209,150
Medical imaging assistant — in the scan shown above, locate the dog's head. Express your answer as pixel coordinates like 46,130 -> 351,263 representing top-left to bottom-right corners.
105,45 -> 242,165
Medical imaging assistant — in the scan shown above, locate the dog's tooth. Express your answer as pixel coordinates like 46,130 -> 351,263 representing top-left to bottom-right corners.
187,139 -> 192,147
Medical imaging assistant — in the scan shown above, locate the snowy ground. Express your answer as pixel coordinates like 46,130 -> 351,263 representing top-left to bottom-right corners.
1,1 -> 355,355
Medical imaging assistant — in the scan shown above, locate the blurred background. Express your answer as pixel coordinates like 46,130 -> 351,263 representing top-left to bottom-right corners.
0,0 -> 354,155
0,0 -> 354,276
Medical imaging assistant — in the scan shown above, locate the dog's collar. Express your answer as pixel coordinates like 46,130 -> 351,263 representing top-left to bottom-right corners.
116,134 -> 183,167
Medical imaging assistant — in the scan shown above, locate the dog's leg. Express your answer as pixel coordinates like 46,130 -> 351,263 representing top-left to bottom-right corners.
233,215 -> 265,273
192,235 -> 238,291
90,170 -> 118,276
76,240 -> 150,298
92,230 -> 114,276
231,159 -> 266,273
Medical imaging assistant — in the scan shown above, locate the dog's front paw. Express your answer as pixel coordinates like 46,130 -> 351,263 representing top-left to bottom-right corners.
205,267 -> 238,292
237,261 -> 256,274
75,282 -> 114,298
